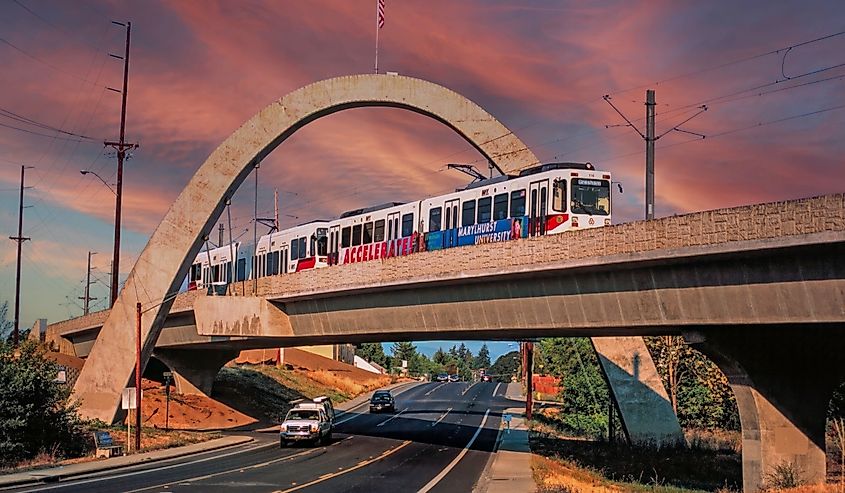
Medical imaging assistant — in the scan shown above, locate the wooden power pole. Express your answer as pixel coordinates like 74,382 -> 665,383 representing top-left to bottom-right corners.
105,21 -> 138,307
9,165 -> 33,347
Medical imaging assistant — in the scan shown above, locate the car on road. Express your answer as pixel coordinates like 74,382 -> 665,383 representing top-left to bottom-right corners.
280,407 -> 332,446
482,375 -> 492,382
448,374 -> 460,382
435,373 -> 449,382
369,390 -> 395,413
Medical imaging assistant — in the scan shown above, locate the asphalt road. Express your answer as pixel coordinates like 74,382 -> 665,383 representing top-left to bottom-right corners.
6,381 -> 512,493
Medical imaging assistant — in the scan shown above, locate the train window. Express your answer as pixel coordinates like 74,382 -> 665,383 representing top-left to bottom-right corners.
510,189 -> 526,217
298,237 -> 307,258
352,224 -> 362,246
290,239 -> 299,260
493,193 -> 508,220
310,235 -> 316,257
237,258 -> 246,281
341,227 -> 351,248
317,236 -> 327,256
271,251 -> 280,275
190,264 -> 200,282
387,219 -> 393,240
401,213 -> 414,237
477,196 -> 492,223
211,265 -> 220,283
462,200 -> 476,227
429,207 -> 442,232
552,179 -> 566,212
363,222 -> 374,244
266,253 -> 274,276
374,219 -> 385,242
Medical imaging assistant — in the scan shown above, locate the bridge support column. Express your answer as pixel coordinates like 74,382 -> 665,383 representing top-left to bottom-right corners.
592,336 -> 685,446
153,348 -> 239,396
685,327 -> 845,492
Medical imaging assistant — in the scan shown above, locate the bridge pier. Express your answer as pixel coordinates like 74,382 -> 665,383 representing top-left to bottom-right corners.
685,326 -> 845,492
153,348 -> 239,396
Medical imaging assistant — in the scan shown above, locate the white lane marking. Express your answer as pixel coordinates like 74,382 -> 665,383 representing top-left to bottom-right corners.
431,407 -> 452,427
460,383 -> 477,396
424,382 -> 446,396
273,440 -> 412,493
493,382 -> 501,397
15,441 -> 274,492
376,407 -> 408,427
123,446 -> 322,493
417,408 -> 491,493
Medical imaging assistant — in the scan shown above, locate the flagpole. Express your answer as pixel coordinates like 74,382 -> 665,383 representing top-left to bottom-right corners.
374,3 -> 380,73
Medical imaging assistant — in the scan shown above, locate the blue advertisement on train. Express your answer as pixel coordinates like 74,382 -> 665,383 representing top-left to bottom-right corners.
426,217 -> 527,251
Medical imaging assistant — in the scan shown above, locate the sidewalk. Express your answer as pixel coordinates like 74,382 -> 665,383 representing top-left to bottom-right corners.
479,383 -> 535,493
0,435 -> 253,488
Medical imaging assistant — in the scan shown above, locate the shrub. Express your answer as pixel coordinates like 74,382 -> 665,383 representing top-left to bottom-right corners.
0,341 -> 90,468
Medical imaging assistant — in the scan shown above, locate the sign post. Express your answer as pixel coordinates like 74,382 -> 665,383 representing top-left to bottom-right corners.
121,387 -> 139,453
163,371 -> 173,431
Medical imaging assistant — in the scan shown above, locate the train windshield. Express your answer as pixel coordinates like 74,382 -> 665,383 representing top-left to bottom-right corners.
571,179 -> 610,216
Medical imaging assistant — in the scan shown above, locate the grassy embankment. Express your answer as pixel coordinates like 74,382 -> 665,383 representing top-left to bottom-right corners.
531,410 -> 845,492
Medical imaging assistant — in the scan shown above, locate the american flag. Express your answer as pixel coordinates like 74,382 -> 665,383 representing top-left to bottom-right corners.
377,0 -> 385,28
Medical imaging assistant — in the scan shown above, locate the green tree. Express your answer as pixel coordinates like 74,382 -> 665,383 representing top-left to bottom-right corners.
473,343 -> 491,370
0,341 -> 90,467
489,350 -> 520,382
432,347 -> 449,366
356,343 -> 389,369
645,336 -> 739,430
0,301 -> 14,342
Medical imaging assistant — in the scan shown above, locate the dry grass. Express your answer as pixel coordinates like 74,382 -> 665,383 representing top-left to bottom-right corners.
306,369 -> 389,396
767,484 -> 845,493
685,428 -> 741,454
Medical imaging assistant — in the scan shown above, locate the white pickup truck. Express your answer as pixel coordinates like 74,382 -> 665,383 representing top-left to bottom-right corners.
280,397 -> 334,447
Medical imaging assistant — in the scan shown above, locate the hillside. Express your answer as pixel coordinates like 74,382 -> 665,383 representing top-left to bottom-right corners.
139,349 -> 389,430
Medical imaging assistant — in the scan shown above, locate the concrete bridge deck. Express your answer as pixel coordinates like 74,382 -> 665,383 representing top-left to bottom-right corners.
46,193 -> 845,493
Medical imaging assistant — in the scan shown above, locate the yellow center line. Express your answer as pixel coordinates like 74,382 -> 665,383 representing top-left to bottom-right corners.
273,440 -> 412,493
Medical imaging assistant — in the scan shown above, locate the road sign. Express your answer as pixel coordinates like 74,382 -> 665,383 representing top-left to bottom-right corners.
121,387 -> 140,410
401,360 -> 408,368
503,413 -> 512,423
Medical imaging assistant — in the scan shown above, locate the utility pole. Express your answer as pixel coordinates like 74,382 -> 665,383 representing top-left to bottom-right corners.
79,251 -> 97,315
645,90 -> 656,220
603,91 -> 707,221
218,223 -> 224,247
9,165 -> 33,347
104,21 -> 138,307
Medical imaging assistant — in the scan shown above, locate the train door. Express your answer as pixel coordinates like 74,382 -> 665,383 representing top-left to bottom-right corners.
328,225 -> 339,265
529,179 -> 549,236
387,212 -> 400,241
279,245 -> 289,274
444,198 -> 459,247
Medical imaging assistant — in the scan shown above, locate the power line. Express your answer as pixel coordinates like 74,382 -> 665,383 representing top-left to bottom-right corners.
607,29 -> 845,97
0,38 -> 106,88
0,107 -> 100,140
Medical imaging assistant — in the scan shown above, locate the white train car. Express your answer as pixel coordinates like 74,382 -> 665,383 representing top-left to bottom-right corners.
420,162 -> 611,251
327,201 -> 421,266
187,241 -> 251,291
253,220 -> 330,279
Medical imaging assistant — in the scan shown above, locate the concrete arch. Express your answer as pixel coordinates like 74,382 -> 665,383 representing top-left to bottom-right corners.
72,74 -> 543,422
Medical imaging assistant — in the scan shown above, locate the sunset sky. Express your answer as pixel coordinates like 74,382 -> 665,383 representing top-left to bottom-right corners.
1,0 -> 843,348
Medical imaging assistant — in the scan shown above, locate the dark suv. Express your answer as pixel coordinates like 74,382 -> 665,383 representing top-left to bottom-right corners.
369,390 -> 395,413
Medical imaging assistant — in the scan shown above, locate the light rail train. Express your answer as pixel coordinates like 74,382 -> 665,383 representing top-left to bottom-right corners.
187,162 -> 612,291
